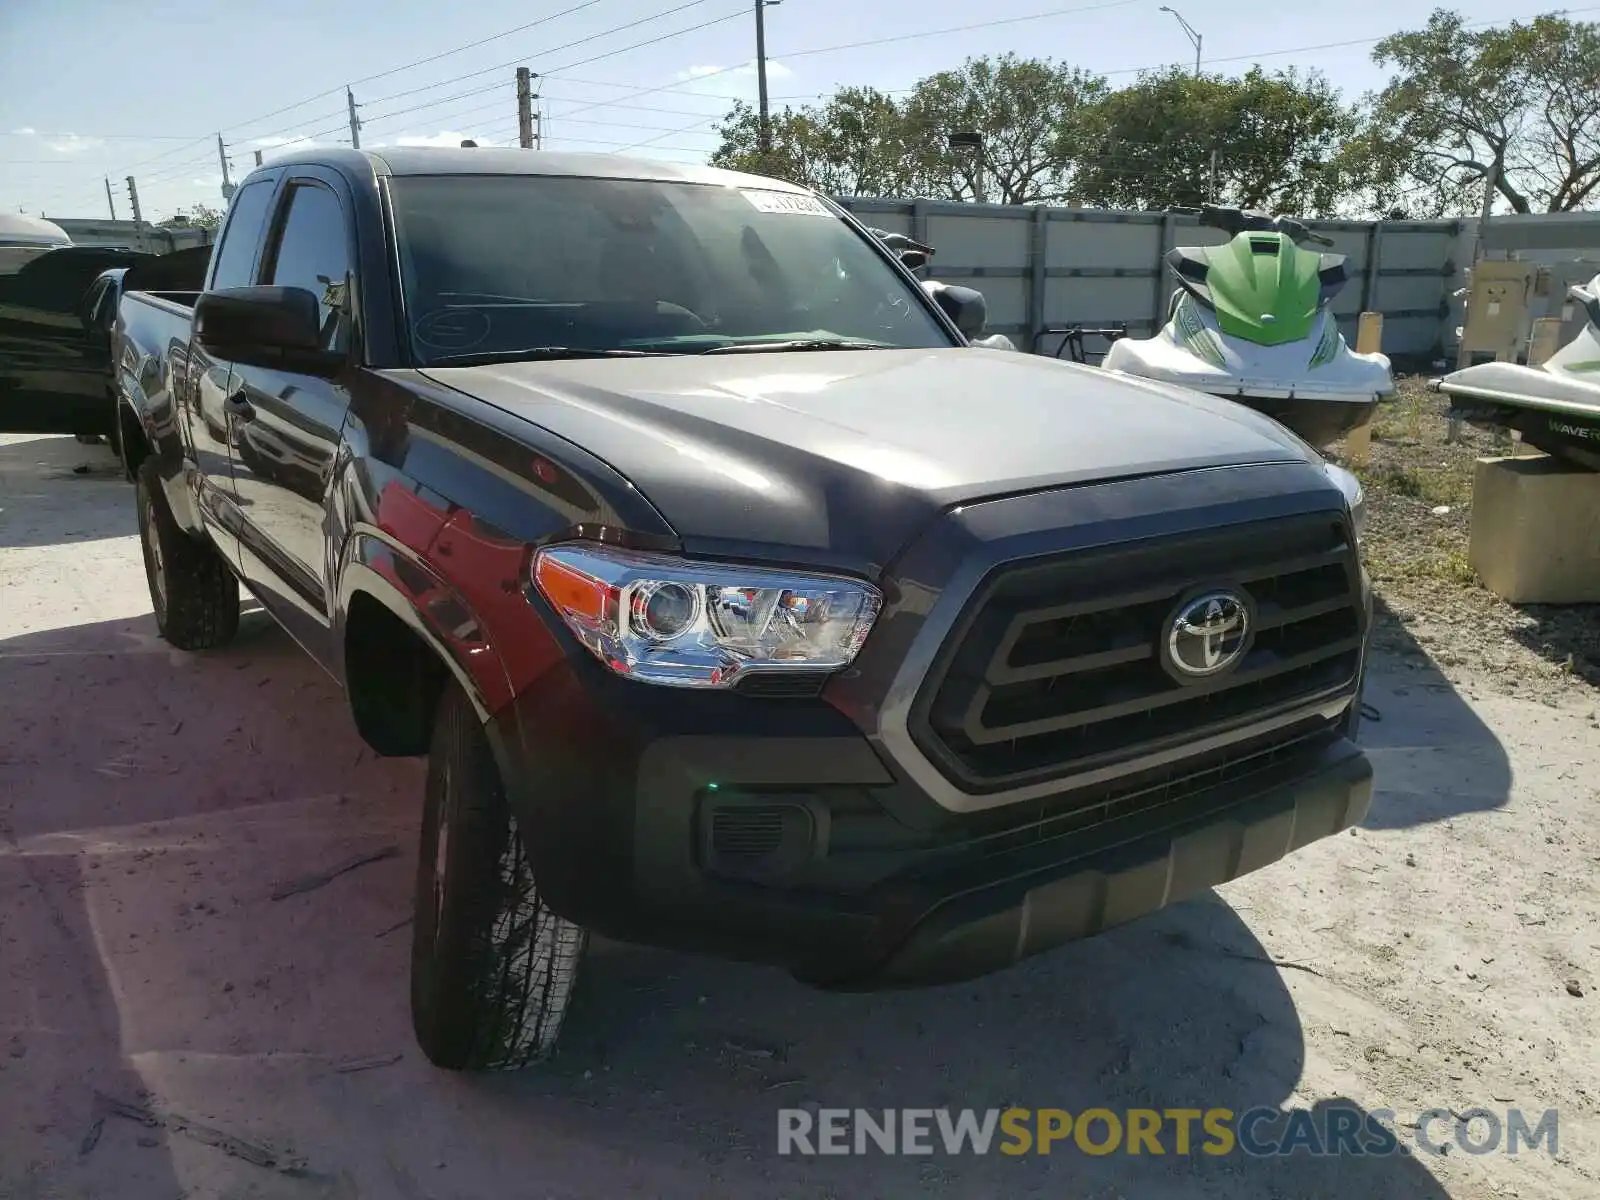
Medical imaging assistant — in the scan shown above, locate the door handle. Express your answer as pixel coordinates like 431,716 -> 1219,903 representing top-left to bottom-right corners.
224,391 -> 255,421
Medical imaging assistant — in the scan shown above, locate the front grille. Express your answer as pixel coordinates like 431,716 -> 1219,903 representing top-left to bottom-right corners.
968,718 -> 1338,857
912,514 -> 1361,790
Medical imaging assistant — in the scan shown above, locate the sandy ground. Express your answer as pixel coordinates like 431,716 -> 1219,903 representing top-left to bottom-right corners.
1,432 -> 1596,1200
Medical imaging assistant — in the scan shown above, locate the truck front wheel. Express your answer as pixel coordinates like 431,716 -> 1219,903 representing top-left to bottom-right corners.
135,460 -> 240,650
410,683 -> 587,1071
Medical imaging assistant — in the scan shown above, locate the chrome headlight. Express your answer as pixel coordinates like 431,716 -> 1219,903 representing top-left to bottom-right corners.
532,543 -> 882,689
1324,461 -> 1366,542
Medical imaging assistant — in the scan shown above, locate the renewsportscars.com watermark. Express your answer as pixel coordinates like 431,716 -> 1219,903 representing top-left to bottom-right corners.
777,1105 -> 1559,1158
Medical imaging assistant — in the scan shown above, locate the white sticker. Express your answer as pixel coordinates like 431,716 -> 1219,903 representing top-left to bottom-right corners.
741,189 -> 831,216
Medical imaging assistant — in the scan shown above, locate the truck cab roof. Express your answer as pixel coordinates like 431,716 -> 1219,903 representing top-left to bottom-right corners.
240,147 -> 813,193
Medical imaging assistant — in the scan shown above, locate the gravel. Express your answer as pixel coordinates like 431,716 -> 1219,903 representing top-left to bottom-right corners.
1331,377 -> 1600,705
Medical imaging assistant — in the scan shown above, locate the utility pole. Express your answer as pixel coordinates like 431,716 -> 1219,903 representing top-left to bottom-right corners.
104,176 -> 117,220
517,67 -> 536,149
125,176 -> 143,224
1159,6 -> 1202,74
217,133 -> 235,201
347,86 -> 362,149
1470,148 -> 1502,265
755,0 -> 780,160
1209,149 -> 1218,201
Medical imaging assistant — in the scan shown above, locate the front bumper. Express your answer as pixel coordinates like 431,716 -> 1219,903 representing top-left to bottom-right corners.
861,735 -> 1369,987
490,648 -> 1371,989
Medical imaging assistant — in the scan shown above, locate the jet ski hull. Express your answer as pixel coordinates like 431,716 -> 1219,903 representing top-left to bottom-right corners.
1436,359 -> 1600,472
1236,394 -> 1378,449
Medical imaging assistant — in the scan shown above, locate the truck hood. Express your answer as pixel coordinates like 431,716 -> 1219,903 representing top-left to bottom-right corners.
420,348 -> 1317,576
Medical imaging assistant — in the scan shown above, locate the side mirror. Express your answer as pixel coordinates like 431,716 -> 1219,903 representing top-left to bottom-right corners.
897,249 -> 930,271
195,285 -> 340,374
923,280 -> 987,338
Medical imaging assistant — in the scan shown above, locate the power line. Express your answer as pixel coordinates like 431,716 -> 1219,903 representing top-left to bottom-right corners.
547,98 -> 729,118
548,73 -> 771,101
543,132 -> 714,153
160,0 -> 627,147
766,1 -> 1600,103
0,132 -> 202,141
109,0 -> 714,182
780,0 -> 1139,62
228,2 -> 745,152
93,0 -> 1600,206
349,0 -> 613,89
547,0 -> 1142,126
610,115 -> 724,154
226,107 -> 354,153
360,0 -> 722,107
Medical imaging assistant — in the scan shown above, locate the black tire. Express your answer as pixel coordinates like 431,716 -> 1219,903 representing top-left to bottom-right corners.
411,683 -> 587,1071
135,460 -> 240,651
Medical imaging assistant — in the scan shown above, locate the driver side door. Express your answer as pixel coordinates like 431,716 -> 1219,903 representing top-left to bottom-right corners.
226,171 -> 357,665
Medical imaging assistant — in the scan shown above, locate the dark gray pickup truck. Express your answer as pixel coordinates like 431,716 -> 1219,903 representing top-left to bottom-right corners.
114,147 -> 1374,1072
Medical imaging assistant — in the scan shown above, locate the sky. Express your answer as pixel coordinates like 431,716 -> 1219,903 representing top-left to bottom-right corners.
0,0 -> 1562,221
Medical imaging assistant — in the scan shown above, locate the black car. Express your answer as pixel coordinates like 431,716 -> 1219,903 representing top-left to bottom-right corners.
0,242 -> 211,442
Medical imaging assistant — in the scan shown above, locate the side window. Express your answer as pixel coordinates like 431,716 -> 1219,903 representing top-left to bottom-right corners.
262,183 -> 352,352
209,180 -> 276,291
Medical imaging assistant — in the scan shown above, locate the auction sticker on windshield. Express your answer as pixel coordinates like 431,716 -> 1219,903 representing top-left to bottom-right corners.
741,190 -> 831,216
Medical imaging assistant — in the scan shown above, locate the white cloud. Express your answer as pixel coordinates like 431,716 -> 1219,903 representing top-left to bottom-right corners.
44,134 -> 103,155
8,128 -> 104,154
250,135 -> 320,149
678,60 -> 793,82
394,131 -> 505,148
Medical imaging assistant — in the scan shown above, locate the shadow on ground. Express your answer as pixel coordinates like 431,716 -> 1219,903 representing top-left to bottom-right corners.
1505,603 -> 1600,687
0,434 -> 129,549
0,610 -> 1465,1198
1357,596 -> 1513,830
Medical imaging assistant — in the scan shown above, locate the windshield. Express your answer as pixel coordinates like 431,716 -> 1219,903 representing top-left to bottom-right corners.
387,175 -> 952,364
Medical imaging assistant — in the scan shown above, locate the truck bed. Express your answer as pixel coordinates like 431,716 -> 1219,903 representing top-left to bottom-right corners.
126,289 -> 199,314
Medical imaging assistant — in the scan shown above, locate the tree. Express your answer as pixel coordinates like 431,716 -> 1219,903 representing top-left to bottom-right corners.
1339,9 -> 1600,216
160,204 -> 224,230
1072,67 -> 1359,215
710,88 -> 920,197
897,55 -> 1108,204
711,55 -> 1107,204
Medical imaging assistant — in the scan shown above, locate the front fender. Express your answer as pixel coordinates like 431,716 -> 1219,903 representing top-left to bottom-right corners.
335,529 -> 515,724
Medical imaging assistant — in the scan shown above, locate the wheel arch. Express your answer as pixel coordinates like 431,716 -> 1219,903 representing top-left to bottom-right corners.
336,531 -> 515,755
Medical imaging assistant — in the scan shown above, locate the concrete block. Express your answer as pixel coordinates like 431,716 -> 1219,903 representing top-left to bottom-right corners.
1469,455 -> 1600,603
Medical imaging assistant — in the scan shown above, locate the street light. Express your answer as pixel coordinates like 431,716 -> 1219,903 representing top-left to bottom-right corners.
1159,6 -> 1202,75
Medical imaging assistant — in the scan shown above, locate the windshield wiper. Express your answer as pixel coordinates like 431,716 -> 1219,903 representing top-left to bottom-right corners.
698,339 -> 887,356
426,346 -> 676,367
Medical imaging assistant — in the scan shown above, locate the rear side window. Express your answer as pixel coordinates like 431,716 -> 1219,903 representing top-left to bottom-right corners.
209,180 -> 276,290
262,182 -> 352,352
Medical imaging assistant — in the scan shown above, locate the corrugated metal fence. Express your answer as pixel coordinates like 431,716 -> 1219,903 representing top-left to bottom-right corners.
834,197 -> 1463,359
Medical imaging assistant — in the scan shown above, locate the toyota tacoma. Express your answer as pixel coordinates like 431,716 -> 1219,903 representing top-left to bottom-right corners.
114,148 -> 1374,1071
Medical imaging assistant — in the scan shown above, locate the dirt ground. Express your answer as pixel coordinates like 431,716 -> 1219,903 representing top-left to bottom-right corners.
1,429 -> 1597,1200
1330,378 -> 1600,702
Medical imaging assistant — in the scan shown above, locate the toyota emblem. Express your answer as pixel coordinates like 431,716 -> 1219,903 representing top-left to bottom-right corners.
1162,590 -> 1252,683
